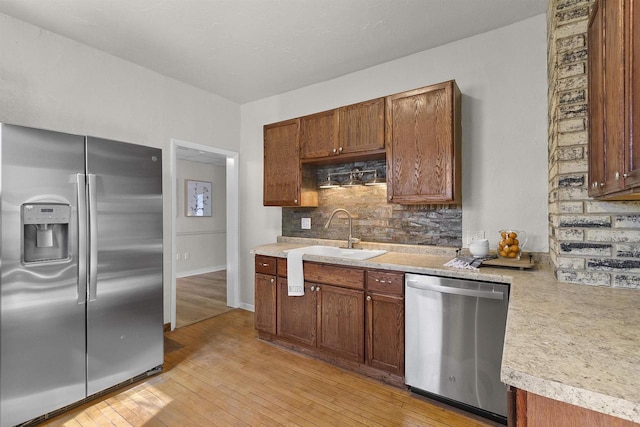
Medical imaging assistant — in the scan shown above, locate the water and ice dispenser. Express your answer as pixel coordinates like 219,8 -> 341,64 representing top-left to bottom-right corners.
22,203 -> 71,263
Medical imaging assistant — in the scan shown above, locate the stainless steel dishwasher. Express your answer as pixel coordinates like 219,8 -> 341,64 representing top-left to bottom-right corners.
405,273 -> 509,424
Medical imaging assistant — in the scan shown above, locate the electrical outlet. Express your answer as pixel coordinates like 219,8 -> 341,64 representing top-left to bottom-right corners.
301,218 -> 311,230
466,230 -> 486,245
184,252 -> 190,260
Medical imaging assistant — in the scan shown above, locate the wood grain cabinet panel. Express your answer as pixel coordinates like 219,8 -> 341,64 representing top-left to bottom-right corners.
513,388 -> 640,427
366,292 -> 404,375
299,109 -> 339,159
254,271 -> 277,335
588,0 -> 640,199
277,278 -> 317,346
316,284 -> 365,362
338,97 -> 385,155
386,80 -> 462,204
263,119 -> 317,207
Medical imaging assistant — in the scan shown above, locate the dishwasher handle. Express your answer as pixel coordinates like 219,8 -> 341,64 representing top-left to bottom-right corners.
406,279 -> 505,300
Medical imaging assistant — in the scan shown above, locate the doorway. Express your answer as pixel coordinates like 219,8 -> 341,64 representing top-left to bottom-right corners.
170,139 -> 239,330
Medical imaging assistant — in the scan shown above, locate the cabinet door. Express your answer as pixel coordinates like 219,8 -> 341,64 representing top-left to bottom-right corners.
254,273 -> 277,334
588,0 -> 606,196
386,80 -> 462,204
300,109 -> 339,159
339,98 -> 385,155
263,119 -> 301,206
602,0 -> 626,194
277,279 -> 317,346
625,0 -> 640,188
317,284 -> 365,362
366,292 -> 404,375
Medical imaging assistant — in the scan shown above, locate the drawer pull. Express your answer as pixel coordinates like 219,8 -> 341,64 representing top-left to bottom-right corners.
260,263 -> 270,267
375,279 -> 388,283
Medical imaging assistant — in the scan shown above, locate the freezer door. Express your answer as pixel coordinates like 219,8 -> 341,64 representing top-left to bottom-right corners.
85,137 -> 163,395
0,124 -> 87,426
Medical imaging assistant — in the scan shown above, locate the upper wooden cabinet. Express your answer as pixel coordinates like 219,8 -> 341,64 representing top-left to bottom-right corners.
339,97 -> 385,155
386,80 -> 462,204
588,0 -> 640,199
300,98 -> 385,161
299,109 -> 339,159
263,119 -> 317,207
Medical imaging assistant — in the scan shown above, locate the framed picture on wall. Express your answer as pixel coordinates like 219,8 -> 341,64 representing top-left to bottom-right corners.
185,179 -> 212,217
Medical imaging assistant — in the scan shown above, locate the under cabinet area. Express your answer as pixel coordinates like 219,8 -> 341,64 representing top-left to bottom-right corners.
588,0 -> 640,199
254,256 -> 405,386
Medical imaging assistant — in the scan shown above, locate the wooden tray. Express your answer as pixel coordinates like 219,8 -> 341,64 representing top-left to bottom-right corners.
481,253 -> 535,270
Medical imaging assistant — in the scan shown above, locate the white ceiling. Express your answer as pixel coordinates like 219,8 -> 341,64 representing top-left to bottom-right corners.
0,0 -> 547,104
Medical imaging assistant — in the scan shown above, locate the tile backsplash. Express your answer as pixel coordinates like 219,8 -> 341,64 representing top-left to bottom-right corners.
282,160 -> 462,247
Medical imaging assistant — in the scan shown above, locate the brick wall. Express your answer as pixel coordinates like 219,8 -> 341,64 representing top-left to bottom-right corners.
282,160 -> 462,247
548,0 -> 640,288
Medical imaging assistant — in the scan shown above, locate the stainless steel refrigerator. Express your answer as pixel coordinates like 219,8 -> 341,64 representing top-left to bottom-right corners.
0,123 -> 164,426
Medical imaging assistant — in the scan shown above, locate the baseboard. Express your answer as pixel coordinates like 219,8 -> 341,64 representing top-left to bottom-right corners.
176,265 -> 226,278
239,302 -> 254,312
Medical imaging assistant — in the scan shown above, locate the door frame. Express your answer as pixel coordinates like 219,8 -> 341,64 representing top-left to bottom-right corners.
170,138 -> 240,330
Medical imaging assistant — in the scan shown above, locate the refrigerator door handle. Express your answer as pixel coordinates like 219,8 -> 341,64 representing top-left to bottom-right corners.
77,173 -> 88,304
88,173 -> 98,301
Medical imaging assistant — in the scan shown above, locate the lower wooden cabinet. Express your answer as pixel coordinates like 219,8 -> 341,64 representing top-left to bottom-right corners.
276,278 -> 317,346
254,256 -> 405,386
254,255 -> 277,334
510,387 -> 640,427
366,269 -> 405,375
316,284 -> 365,362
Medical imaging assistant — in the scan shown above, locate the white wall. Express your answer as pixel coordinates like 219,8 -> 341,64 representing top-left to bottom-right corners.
239,14 -> 548,306
0,13 -> 241,322
176,160 -> 226,276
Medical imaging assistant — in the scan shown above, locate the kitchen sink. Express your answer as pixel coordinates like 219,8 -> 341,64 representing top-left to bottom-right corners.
286,245 -> 387,260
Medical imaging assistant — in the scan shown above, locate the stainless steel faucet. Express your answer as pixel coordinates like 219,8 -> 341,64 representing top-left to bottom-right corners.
324,208 -> 360,248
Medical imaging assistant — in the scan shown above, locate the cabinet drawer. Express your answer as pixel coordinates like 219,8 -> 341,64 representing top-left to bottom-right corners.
304,262 -> 365,290
366,270 -> 404,295
277,258 -> 288,277
255,255 -> 277,275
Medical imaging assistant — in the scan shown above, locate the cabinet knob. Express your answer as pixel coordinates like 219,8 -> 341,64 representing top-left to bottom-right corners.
599,182 -> 605,188
366,296 -> 372,301
332,148 -> 337,154
388,195 -> 392,201
316,286 -> 320,292
338,147 -> 343,153
270,278 -> 275,283
294,199 -> 298,204
310,285 -> 315,291
616,172 -> 620,180
624,173 -> 629,178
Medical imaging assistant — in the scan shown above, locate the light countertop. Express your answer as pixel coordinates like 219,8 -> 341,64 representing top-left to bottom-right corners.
251,237 -> 640,423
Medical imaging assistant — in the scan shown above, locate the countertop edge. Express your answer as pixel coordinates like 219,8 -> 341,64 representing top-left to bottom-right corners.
501,368 -> 640,423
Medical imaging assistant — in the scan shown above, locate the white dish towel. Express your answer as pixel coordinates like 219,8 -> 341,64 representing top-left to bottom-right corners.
285,247 -> 316,296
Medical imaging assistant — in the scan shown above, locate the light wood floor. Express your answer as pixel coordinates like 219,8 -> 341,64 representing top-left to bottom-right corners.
176,270 -> 232,328
42,309 -> 499,427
